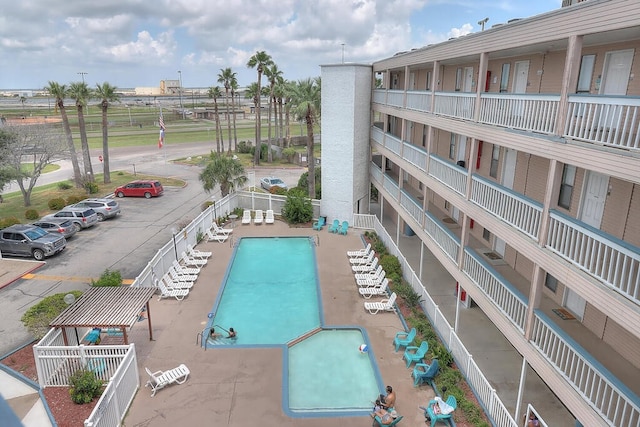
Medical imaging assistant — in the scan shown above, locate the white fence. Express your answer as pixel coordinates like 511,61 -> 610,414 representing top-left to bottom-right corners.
428,155 -> 467,196
479,93 -> 559,134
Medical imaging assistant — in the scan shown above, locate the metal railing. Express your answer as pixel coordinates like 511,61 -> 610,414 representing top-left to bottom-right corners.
403,140 -> 428,171
406,90 -> 432,112
428,154 -> 467,196
479,93 -> 560,134
434,92 -> 476,120
423,211 -> 460,264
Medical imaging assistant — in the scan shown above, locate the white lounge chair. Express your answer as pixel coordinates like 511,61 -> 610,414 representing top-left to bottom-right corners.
356,269 -> 386,287
155,278 -> 189,301
180,251 -> 207,267
265,209 -> 275,224
167,268 -> 197,284
349,251 -> 375,265
347,243 -> 372,259
354,265 -> 383,281
359,278 -> 390,299
187,244 -> 212,259
352,257 -> 378,273
254,209 -> 264,224
206,229 -> 228,243
159,275 -> 193,290
241,209 -> 251,225
172,260 -> 200,275
364,292 -> 397,314
212,222 -> 233,235
145,364 -> 190,397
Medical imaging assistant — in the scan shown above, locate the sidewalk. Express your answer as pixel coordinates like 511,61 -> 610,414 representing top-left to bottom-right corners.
0,259 -> 44,290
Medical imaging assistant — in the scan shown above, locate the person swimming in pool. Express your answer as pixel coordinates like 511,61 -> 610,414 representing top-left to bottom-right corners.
209,327 -> 222,339
227,327 -> 236,338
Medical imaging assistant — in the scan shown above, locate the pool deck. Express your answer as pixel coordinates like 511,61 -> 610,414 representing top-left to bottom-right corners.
124,220 -> 436,426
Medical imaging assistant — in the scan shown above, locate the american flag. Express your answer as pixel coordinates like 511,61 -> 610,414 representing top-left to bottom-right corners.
158,114 -> 165,149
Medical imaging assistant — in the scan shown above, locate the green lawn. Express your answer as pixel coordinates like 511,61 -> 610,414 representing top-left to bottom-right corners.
20,163 -> 60,174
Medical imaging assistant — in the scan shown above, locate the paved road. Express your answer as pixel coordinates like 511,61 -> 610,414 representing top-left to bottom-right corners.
0,142 -> 305,356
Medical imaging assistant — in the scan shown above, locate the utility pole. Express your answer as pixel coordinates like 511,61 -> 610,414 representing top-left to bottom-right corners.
78,72 -> 88,83
341,44 -> 345,64
178,70 -> 185,119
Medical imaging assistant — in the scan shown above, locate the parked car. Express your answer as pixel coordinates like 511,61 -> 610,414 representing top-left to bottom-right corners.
114,180 -> 164,198
43,207 -> 99,231
0,224 -> 66,260
67,198 -> 121,221
32,218 -> 78,239
260,177 -> 288,191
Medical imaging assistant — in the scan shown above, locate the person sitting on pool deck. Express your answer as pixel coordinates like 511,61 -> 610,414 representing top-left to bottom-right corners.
375,385 -> 396,410
371,407 -> 397,425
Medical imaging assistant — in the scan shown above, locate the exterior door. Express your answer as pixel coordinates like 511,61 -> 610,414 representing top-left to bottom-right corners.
600,49 -> 634,129
564,288 -> 586,321
580,171 -> 608,229
463,67 -> 474,92
512,61 -> 530,117
494,148 -> 517,256
409,72 -> 416,90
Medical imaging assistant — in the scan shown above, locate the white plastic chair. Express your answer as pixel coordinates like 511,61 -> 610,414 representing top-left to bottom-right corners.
145,364 -> 190,396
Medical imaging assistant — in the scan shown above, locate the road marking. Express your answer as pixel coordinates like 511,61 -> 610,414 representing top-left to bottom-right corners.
21,273 -> 134,285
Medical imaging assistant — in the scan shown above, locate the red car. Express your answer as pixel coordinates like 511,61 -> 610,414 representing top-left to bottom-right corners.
115,180 -> 164,198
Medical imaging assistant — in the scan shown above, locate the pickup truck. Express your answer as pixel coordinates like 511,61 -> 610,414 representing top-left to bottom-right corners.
0,224 -> 66,260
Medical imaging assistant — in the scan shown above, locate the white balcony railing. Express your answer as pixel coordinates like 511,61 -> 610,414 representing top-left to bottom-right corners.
530,312 -> 640,427
564,94 -> 640,152
383,174 -> 399,201
371,126 -> 384,145
400,189 -> 423,226
479,93 -> 560,134
403,141 -> 428,171
471,175 -> 543,240
434,92 -> 476,120
463,248 -> 528,332
387,90 -> 405,108
428,155 -> 467,196
385,133 -> 402,156
372,89 -> 386,104
423,211 -> 461,263
547,210 -> 640,303
406,90 -> 432,112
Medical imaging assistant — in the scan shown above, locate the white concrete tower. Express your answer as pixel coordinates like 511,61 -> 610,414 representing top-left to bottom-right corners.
320,64 -> 372,223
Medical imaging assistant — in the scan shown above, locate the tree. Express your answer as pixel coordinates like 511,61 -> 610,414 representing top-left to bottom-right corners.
68,81 -> 94,181
273,79 -> 287,149
19,96 -> 26,114
95,82 -> 119,184
247,50 -> 274,166
289,77 -> 321,197
264,63 -> 283,162
44,81 -> 82,186
207,86 -> 223,154
230,78 -> 239,152
217,67 -> 236,155
199,152 -> 248,197
0,124 -> 67,206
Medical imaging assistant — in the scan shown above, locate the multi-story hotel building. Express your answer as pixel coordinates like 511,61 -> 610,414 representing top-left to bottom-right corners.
322,0 -> 639,425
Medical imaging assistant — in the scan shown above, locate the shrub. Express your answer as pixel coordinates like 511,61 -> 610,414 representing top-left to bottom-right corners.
84,182 -> 99,194
431,343 -> 454,367
380,254 -> 402,281
68,369 -> 103,404
201,200 -> 213,211
48,197 -> 66,210
196,228 -> 204,243
91,269 -> 122,287
66,195 -> 83,205
269,186 -> 288,196
21,291 -> 84,339
297,168 -> 322,199
24,209 -> 39,220
117,171 -> 124,176
237,140 -> 252,154
281,190 -> 313,224
57,181 -> 73,190
0,217 -> 21,228
282,147 -> 296,163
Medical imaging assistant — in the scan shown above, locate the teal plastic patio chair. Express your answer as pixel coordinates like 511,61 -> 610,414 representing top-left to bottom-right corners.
338,220 -> 349,235
328,219 -> 340,233
403,341 -> 429,368
422,395 -> 456,427
312,216 -> 325,230
374,414 -> 403,426
393,327 -> 416,352
412,358 -> 440,387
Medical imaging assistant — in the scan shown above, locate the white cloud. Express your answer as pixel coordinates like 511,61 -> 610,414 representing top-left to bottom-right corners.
448,23 -> 474,39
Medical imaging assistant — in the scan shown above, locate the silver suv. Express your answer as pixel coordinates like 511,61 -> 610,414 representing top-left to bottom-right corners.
44,207 -> 99,231
0,224 -> 66,260
67,198 -> 121,221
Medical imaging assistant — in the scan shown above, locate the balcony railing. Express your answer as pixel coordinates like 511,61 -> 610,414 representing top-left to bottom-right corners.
385,133 -> 402,156
530,312 -> 640,427
372,89 -> 386,104
434,92 -> 476,120
406,90 -> 432,112
428,154 -> 467,195
383,173 -> 399,200
547,210 -> 640,304
371,126 -> 384,145
400,189 -> 423,225
387,90 -> 405,108
471,175 -> 543,240
463,248 -> 528,332
479,93 -> 559,134
564,95 -> 640,152
423,211 -> 461,263
403,140 -> 428,171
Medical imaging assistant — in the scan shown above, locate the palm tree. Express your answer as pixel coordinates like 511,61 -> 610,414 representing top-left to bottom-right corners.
199,152 -> 248,197
274,79 -> 287,149
68,81 -> 94,181
95,82 -> 119,184
44,81 -> 82,186
217,68 -> 236,155
264,64 -> 283,162
207,86 -> 223,154
283,80 -> 295,148
230,77 -> 239,152
289,78 -> 321,197
247,50 -> 274,166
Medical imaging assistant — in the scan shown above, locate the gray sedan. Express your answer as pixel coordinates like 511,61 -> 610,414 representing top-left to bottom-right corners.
32,218 -> 78,239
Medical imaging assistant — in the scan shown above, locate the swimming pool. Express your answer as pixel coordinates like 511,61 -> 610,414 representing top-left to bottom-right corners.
205,236 -> 382,417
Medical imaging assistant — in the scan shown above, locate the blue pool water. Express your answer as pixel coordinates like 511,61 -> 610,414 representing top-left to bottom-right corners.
206,237 -> 382,417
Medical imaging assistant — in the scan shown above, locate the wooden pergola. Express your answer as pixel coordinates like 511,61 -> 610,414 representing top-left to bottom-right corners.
49,286 -> 157,346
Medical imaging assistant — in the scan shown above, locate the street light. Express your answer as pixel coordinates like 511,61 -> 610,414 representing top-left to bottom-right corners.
78,72 -> 87,83
171,227 -> 178,261
177,70 -> 185,119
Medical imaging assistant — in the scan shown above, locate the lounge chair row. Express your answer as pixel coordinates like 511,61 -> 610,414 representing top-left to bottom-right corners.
154,245 -> 212,300
207,221 -> 232,243
347,243 -> 396,313
241,209 -> 275,225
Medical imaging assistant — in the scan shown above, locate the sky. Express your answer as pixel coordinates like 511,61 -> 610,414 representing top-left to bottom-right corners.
0,0 -> 562,90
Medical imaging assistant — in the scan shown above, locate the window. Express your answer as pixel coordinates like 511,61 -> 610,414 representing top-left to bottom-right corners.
455,68 -> 463,91
576,55 -> 595,93
545,273 -> 558,293
449,134 -> 456,159
426,71 -> 432,91
500,63 -> 510,92
444,201 -> 450,210
482,228 -> 491,241
490,145 -> 500,178
558,165 -> 576,209
422,126 -> 427,147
